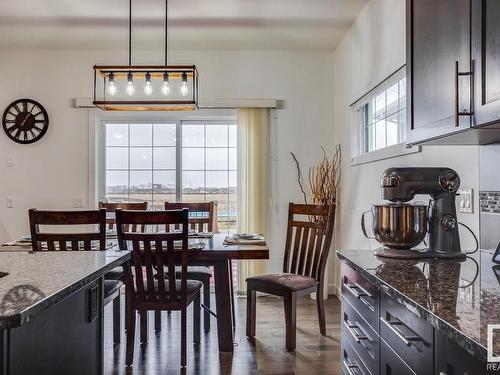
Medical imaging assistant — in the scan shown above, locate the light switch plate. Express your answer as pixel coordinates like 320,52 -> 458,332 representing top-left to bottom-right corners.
73,196 -> 84,208
6,155 -> 14,167
458,188 -> 473,213
7,196 -> 15,208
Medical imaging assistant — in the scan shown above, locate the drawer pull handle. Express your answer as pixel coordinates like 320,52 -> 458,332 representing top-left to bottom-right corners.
345,282 -> 372,299
343,359 -> 364,375
345,320 -> 370,343
380,317 -> 424,347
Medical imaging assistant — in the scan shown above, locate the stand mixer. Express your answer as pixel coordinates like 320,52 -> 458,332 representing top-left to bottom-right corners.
369,167 -> 466,259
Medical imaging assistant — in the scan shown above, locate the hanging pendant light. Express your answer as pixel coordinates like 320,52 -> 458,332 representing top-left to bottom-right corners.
93,0 -> 199,111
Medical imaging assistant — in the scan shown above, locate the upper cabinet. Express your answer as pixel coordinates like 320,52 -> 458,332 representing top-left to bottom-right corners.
407,0 -> 500,145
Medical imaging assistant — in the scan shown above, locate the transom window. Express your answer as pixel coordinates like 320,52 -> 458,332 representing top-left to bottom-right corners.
353,67 -> 407,155
102,119 -> 237,233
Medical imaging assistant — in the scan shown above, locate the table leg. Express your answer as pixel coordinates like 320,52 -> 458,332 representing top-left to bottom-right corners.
214,260 -> 234,352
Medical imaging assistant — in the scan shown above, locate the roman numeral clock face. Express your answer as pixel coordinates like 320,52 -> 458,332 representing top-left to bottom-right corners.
2,99 -> 49,144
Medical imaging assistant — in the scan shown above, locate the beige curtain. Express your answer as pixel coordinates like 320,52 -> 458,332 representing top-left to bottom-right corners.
236,108 -> 270,294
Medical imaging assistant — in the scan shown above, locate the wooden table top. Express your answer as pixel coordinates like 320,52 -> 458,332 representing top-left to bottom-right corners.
2,234 -> 269,261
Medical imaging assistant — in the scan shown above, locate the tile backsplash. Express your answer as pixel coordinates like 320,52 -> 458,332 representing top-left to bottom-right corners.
480,191 -> 500,214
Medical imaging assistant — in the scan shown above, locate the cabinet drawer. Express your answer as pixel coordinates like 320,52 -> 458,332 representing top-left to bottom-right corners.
341,262 -> 378,330
380,292 -> 433,375
341,332 -> 372,375
342,298 -> 379,375
380,339 -> 416,375
435,330 -> 491,375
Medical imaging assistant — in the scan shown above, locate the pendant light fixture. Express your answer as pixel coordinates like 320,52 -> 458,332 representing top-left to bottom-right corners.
93,0 -> 199,111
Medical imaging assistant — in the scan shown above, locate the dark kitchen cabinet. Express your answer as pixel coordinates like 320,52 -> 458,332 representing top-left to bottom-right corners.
407,0 -> 471,144
435,331 -> 492,375
472,0 -> 500,127
380,339 -> 416,375
407,0 -> 500,145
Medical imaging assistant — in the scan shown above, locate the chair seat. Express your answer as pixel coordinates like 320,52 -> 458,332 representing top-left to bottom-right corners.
175,266 -> 211,278
247,273 -> 318,292
104,280 -> 123,298
136,279 -> 203,301
105,266 -> 124,281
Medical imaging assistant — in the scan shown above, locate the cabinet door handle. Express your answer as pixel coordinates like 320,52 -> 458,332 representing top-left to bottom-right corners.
343,359 -> 365,375
345,282 -> 372,299
455,60 -> 474,127
380,316 -> 424,347
345,319 -> 370,343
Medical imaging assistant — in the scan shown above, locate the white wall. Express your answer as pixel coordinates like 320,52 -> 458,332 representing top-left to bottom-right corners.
0,49 -> 335,281
332,0 -> 480,286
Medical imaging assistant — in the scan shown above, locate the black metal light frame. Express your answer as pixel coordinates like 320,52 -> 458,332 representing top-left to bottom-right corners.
92,0 -> 199,111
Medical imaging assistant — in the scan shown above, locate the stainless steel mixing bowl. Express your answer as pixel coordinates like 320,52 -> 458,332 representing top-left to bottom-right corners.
361,203 -> 428,249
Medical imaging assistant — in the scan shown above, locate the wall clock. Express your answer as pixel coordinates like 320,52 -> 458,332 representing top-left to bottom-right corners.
2,99 -> 49,144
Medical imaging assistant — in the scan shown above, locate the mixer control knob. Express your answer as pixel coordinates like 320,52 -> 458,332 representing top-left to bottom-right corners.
439,170 -> 460,192
441,215 -> 457,231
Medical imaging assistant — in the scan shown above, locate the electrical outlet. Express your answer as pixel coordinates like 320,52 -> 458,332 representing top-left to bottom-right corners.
6,155 -> 14,167
458,188 -> 473,213
73,196 -> 84,208
7,196 -> 15,208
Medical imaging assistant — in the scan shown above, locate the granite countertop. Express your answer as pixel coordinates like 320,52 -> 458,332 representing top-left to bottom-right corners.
0,250 -> 130,329
337,249 -> 500,361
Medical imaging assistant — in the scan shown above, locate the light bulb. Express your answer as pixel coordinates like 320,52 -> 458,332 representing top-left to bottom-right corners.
108,81 -> 117,96
108,73 -> 117,96
180,72 -> 189,96
126,72 -> 135,96
162,81 -> 170,96
144,72 -> 153,96
126,82 -> 135,96
144,82 -> 153,96
162,72 -> 170,96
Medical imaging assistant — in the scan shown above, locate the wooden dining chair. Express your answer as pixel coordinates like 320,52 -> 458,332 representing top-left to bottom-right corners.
28,208 -> 123,345
116,209 -> 201,369
99,202 -> 148,281
164,201 -> 218,333
246,203 -> 335,351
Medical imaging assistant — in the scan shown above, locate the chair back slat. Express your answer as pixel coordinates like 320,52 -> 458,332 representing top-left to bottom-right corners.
29,209 -> 106,251
116,209 -> 189,307
164,202 -> 218,233
282,203 -> 335,281
99,202 -> 148,232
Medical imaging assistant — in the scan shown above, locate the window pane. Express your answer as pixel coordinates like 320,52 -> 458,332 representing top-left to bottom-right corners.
399,77 -> 407,109
130,124 -> 152,146
375,120 -> 386,150
386,114 -> 399,146
130,148 -> 152,169
206,125 -> 228,147
129,171 -> 152,203
106,171 -> 128,196
399,110 -> 407,142
182,171 -> 204,192
153,147 -> 176,170
206,148 -> 228,170
206,171 -> 228,189
153,123 -> 176,146
106,147 -> 128,169
365,124 -> 375,152
106,124 -> 128,146
374,92 -> 386,121
229,148 -> 237,170
182,148 -> 204,170
153,171 -> 176,209
228,125 -> 237,147
182,124 -> 204,147
386,83 -> 399,115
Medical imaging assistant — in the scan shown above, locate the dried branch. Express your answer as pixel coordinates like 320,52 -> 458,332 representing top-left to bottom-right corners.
290,152 -> 308,204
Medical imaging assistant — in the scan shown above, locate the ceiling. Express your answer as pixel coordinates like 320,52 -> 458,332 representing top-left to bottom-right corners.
0,0 -> 367,50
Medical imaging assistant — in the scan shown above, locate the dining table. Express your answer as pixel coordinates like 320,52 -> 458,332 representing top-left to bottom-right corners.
1,233 -> 269,353
117,233 -> 269,352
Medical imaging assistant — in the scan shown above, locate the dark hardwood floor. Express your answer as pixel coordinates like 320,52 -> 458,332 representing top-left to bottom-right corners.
104,294 -> 342,375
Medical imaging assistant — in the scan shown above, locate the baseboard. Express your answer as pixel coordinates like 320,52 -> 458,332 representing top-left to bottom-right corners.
328,283 -> 337,296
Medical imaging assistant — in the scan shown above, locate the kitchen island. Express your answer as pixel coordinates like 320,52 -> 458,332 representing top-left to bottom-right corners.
0,250 -> 130,375
337,249 -> 500,375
